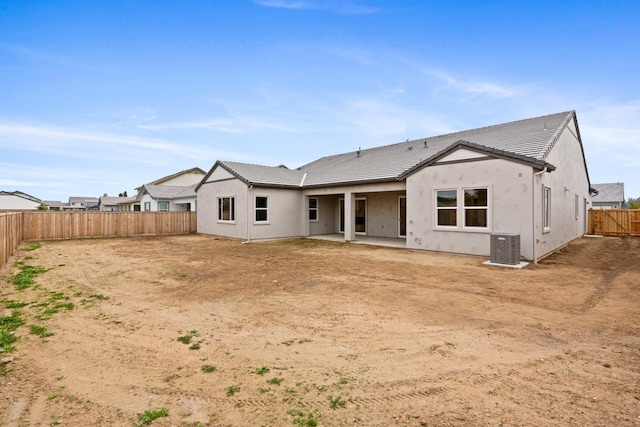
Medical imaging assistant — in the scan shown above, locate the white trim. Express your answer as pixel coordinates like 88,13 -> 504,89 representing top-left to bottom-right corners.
543,186 -> 551,233
308,197 -> 319,222
434,187 -> 491,233
217,195 -> 236,223
254,195 -> 269,224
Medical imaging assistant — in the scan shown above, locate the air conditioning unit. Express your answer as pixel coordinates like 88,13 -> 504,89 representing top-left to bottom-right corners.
490,233 -> 521,265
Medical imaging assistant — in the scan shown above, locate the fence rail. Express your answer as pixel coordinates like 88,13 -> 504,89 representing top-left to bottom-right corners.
589,209 -> 640,236
0,211 -> 197,269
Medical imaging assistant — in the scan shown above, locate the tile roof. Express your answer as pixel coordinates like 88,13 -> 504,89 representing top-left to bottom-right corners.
592,182 -> 624,203
202,111 -> 578,189
144,167 -> 206,186
140,184 -> 197,200
0,191 -> 41,203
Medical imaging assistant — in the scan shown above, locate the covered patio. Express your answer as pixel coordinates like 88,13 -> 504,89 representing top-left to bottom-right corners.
306,233 -> 406,249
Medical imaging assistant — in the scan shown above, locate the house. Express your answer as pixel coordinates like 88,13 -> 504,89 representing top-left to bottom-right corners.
120,167 -> 205,211
591,183 -> 625,209
197,111 -> 594,263
99,196 -> 137,211
0,191 -> 42,210
67,197 -> 99,211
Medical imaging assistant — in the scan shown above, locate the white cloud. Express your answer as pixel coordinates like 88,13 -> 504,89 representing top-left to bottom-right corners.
254,0 -> 380,15
138,115 -> 300,134
422,68 -> 520,99
0,121 -> 240,164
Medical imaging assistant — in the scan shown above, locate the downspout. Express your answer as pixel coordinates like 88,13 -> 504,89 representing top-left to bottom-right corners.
244,185 -> 253,244
532,167 -> 547,264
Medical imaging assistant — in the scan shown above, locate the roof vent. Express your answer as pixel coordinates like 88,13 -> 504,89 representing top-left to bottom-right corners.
357,147 -> 361,158
423,141 -> 428,148
408,146 -> 413,151
543,123 -> 548,131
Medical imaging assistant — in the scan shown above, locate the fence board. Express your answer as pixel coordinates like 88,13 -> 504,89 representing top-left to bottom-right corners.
589,209 -> 640,236
0,212 -> 24,269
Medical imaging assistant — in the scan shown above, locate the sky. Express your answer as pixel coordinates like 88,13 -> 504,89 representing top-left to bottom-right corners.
0,0 -> 638,202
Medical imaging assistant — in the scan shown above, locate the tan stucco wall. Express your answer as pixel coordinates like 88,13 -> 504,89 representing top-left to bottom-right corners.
308,195 -> 337,235
363,191 -> 405,238
197,168 -> 303,240
161,171 -> 205,186
405,118 -> 591,261
535,124 -> 591,259
406,158 -> 534,258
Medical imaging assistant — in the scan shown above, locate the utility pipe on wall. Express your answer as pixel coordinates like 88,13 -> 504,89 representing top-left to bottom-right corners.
532,167 -> 548,264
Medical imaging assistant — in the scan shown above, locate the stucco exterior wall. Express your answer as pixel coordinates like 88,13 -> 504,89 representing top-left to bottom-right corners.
161,171 -> 205,186
406,158 -> 534,258
197,177 -> 249,239
308,195 -> 337,235
247,188 -> 303,240
535,124 -> 591,259
0,195 -> 41,210
364,191 -> 405,238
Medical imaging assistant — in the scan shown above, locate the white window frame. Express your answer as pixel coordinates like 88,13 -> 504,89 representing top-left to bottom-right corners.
462,187 -> 489,230
435,189 -> 458,229
254,195 -> 269,224
575,194 -> 579,220
543,186 -> 551,232
308,197 -> 319,222
218,196 -> 235,223
144,202 -> 151,212
158,201 -> 169,212
434,187 -> 491,232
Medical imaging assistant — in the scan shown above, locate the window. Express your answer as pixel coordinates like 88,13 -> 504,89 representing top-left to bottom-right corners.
255,196 -> 268,222
436,189 -> 457,227
464,188 -> 488,228
575,194 -> 579,220
144,202 -> 151,212
158,201 -> 169,212
309,198 -> 319,221
435,187 -> 490,230
218,197 -> 235,221
543,187 -> 551,231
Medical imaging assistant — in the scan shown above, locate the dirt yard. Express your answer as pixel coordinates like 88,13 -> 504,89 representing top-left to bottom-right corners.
0,235 -> 639,427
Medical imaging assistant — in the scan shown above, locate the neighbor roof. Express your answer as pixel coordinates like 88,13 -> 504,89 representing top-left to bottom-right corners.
139,184 -> 197,200
592,182 -> 625,203
143,167 -> 206,186
0,191 -> 41,203
199,111 -> 580,190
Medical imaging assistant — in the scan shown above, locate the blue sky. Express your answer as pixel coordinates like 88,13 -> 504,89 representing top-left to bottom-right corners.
1,0 -> 638,202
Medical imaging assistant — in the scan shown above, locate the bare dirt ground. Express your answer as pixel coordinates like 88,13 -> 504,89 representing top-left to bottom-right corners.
0,235 -> 639,427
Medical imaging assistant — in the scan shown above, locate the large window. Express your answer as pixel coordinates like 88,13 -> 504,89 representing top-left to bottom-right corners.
218,197 -> 235,222
158,201 -> 169,212
436,190 -> 457,227
464,189 -> 488,227
255,196 -> 268,222
543,187 -> 551,231
435,187 -> 489,230
309,197 -> 319,221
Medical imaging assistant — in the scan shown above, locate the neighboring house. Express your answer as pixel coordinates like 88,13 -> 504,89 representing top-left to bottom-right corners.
67,197 -> 99,211
137,184 -> 197,212
41,200 -> 68,211
197,110 -> 594,263
119,167 -> 205,212
591,183 -> 625,209
99,196 -> 137,211
0,191 -> 42,210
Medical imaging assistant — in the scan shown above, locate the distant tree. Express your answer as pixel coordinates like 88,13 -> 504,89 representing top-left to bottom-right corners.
628,197 -> 640,209
37,204 -> 49,210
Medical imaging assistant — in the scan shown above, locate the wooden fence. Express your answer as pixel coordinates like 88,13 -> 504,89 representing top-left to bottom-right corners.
588,209 -> 640,236
0,212 -> 24,269
0,211 -> 197,269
